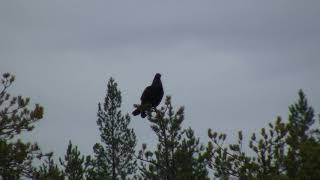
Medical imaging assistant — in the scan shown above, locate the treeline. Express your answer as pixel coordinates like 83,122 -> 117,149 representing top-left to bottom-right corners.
0,72 -> 319,180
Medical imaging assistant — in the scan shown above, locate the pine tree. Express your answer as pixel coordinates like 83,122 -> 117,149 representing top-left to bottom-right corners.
35,153 -> 64,180
59,141 -> 88,180
89,78 -> 137,180
174,128 -> 209,179
206,90 -> 320,179
285,90 -> 319,178
138,96 -> 209,180
0,73 -> 45,179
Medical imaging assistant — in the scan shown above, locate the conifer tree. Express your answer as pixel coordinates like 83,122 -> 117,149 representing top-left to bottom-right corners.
285,90 -> 319,178
138,96 -> 209,180
59,141 -> 88,180
35,153 -> 64,180
0,73 -> 45,179
206,90 -> 320,179
89,78 -> 137,179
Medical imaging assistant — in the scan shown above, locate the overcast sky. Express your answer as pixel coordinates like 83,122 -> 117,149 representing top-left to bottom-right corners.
1,0 -> 320,167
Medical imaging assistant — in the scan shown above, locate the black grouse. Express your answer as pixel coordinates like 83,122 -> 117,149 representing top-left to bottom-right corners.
132,73 -> 164,118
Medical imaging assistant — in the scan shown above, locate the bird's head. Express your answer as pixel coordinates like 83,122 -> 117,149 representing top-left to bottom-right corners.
155,73 -> 161,79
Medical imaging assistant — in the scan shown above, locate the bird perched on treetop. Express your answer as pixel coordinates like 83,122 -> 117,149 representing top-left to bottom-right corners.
132,73 -> 164,118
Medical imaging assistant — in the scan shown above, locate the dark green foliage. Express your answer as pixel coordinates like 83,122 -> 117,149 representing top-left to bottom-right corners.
0,73 -> 45,179
35,153 -> 64,180
138,96 -> 209,180
173,128 -> 209,179
206,90 -> 320,179
207,118 -> 288,179
59,141 -> 88,180
89,78 -> 137,179
0,72 -> 43,139
2,73 -> 320,179
0,139 -> 43,179
285,90 -> 316,178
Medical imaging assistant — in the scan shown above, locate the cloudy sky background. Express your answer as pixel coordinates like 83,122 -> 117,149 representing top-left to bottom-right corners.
1,0 -> 320,163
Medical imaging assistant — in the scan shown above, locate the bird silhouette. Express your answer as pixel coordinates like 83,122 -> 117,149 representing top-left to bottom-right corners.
132,73 -> 164,118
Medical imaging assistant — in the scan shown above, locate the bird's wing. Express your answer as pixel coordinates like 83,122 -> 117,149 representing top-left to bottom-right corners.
140,86 -> 153,103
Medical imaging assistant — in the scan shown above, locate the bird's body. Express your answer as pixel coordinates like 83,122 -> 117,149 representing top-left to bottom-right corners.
132,73 -> 164,118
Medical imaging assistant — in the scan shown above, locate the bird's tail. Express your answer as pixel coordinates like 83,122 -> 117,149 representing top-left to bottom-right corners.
141,111 -> 147,118
132,108 -> 140,116
132,108 -> 147,118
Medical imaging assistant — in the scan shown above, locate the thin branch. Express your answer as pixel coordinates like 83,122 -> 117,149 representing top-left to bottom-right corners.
134,154 -> 163,170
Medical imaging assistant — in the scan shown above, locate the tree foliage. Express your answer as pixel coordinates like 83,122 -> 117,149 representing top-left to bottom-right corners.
0,73 -> 45,179
89,78 -> 137,179
138,96 -> 209,180
59,141 -> 89,180
206,90 -> 320,179
1,72 -> 320,179
35,153 -> 64,180
0,73 -> 43,139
